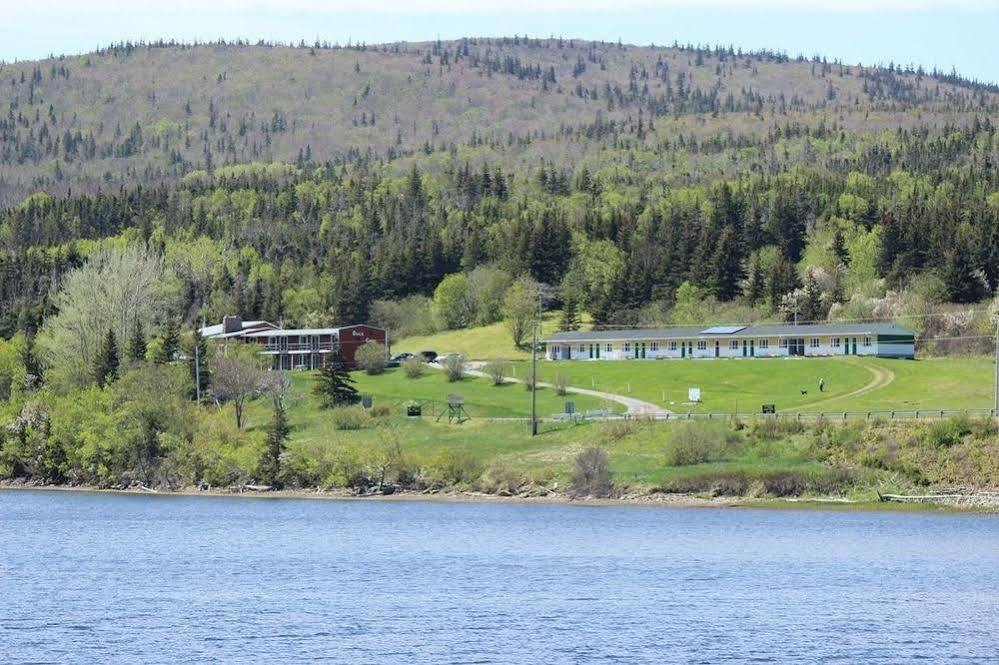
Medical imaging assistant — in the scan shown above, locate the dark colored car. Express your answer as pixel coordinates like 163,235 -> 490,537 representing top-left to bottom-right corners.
419,350 -> 438,362
387,352 -> 415,367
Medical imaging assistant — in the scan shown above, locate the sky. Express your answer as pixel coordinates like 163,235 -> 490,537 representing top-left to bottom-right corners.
2,0 -> 998,84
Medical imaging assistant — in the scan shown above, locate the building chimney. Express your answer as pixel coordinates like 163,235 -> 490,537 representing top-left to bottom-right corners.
222,315 -> 243,334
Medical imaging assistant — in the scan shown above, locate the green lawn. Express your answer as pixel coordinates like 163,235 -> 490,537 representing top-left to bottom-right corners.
518,355 -> 997,414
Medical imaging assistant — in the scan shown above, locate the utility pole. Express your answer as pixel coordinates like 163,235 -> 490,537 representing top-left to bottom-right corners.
531,291 -> 541,436
994,316 -> 998,417
194,339 -> 201,406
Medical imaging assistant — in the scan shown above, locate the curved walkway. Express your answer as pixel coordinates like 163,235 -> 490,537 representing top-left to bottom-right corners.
458,362 -> 671,417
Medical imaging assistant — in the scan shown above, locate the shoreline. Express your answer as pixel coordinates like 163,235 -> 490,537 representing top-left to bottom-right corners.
2,481 -> 996,513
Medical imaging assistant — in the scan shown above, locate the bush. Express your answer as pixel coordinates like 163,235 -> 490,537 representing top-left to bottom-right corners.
331,405 -> 369,431
482,360 -> 510,386
570,446 -> 614,498
663,422 -> 743,466
601,418 -> 637,443
369,404 -> 391,418
355,340 -> 387,375
924,414 -> 975,447
750,417 -> 806,441
552,372 -> 569,396
402,357 -> 425,378
422,449 -> 482,488
441,355 -> 466,382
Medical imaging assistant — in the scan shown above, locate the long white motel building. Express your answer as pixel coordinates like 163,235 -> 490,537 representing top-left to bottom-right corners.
543,323 -> 916,361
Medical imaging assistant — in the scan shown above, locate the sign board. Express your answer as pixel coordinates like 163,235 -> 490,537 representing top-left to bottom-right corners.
361,395 -> 372,409
565,401 -> 575,415
688,387 -> 701,402
762,404 -> 776,414
447,393 -> 464,405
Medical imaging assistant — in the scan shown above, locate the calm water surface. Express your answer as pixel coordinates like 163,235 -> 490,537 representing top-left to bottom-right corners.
1,490 -> 998,663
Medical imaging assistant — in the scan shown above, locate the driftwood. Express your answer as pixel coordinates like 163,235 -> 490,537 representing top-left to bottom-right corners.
138,485 -> 158,493
243,484 -> 274,492
879,492 -> 962,503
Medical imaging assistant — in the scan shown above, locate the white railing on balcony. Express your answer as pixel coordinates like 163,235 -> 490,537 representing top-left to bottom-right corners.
262,340 -> 335,352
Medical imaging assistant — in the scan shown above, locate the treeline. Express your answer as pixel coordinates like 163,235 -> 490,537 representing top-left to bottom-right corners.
3,114 -> 999,341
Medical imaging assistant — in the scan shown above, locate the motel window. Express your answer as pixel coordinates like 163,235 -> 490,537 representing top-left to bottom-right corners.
832,337 -> 841,347
779,339 -> 788,349
760,339 -> 769,349
606,343 -> 613,352
810,338 -> 820,349
668,341 -> 677,351
651,341 -> 659,351
552,345 -> 559,355
697,341 -> 707,351
730,340 -> 739,350
623,343 -> 631,352
863,336 -> 872,347
578,344 -> 586,352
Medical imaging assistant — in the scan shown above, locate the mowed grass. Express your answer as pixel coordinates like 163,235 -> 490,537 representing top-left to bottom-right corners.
244,368 -> 618,425
520,357 -> 873,413
518,355 -> 997,414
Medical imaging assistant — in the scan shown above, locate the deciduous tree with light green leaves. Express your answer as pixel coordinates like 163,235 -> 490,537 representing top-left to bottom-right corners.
503,277 -> 540,348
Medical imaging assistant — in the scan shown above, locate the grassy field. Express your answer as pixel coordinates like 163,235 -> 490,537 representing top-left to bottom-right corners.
394,319 -> 996,413
222,360 -> 999,500
517,355 -> 996,414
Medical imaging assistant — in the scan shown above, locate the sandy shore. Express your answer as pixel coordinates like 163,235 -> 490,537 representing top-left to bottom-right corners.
3,480 -> 996,512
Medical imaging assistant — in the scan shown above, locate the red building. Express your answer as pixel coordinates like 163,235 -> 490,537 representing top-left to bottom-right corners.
200,317 -> 387,370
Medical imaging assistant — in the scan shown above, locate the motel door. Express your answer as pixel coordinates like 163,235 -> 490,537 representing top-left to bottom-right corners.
852,338 -> 857,355
742,340 -> 747,357
589,344 -> 594,359
750,340 -> 755,357
714,341 -> 720,357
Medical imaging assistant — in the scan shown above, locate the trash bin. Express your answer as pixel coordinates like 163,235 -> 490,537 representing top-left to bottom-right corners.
407,404 -> 422,417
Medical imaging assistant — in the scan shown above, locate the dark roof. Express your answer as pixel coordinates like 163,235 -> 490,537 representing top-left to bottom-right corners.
543,322 -> 915,343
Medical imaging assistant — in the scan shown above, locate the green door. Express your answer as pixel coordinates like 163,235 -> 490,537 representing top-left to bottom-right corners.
852,338 -> 857,355
596,344 -> 600,359
750,340 -> 755,357
742,340 -> 747,357
681,342 -> 686,358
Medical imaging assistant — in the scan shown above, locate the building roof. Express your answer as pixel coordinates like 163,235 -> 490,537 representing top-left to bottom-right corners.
543,322 -> 915,343
199,320 -> 275,339
243,328 -> 340,338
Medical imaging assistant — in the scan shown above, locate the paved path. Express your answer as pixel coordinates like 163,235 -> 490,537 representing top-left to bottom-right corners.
454,361 -> 671,417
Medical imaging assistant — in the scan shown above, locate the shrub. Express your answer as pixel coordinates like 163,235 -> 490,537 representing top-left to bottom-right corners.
369,404 -> 391,418
476,463 -> 527,495
570,446 -> 614,498
750,417 -> 806,441
483,361 -> 510,386
924,414 -> 975,447
663,422 -> 743,466
441,355 -> 466,382
402,357 -> 425,378
422,449 -> 482,488
601,418 -> 637,443
331,405 -> 369,431
552,372 -> 569,396
355,340 -> 387,375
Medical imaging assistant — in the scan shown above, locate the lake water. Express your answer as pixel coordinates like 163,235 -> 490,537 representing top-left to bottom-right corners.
1,491 -> 998,663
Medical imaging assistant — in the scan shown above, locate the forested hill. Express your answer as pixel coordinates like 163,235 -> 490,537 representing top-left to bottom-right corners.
1,38 -> 997,203
2,38 -> 999,357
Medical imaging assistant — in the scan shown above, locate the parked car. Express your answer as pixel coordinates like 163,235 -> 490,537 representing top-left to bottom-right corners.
387,352 -> 415,367
419,350 -> 438,362
438,352 -> 464,363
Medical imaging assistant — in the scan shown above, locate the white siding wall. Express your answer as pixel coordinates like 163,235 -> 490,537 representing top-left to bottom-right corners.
549,335 -> 886,360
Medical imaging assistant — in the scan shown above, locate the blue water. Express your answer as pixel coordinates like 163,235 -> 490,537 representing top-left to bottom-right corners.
1,491 -> 998,663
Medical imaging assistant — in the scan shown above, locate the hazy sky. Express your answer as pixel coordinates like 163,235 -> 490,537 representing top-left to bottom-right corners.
3,1 -> 997,83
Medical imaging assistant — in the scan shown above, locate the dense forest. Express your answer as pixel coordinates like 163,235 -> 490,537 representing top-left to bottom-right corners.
1,39 -> 998,351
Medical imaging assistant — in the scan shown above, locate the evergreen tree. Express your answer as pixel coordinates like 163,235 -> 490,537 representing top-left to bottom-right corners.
259,398 -> 290,487
313,351 -> 359,407
20,332 -> 43,388
187,329 -> 210,401
94,328 -> 120,388
156,318 -> 181,364
830,225 -> 849,265
126,322 -> 147,362
942,224 -> 984,303
559,296 -> 580,332
743,254 -> 765,305
709,227 -> 744,301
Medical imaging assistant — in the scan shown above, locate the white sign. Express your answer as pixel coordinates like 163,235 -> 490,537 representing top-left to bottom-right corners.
688,387 -> 701,402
